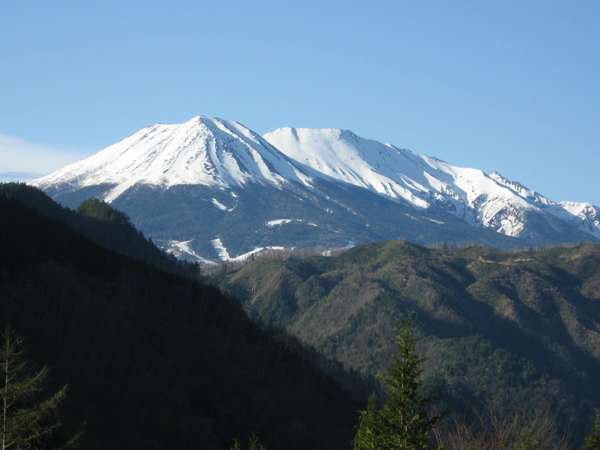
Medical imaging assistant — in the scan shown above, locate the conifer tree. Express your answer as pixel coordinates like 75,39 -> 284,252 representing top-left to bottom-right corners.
354,321 -> 439,450
229,434 -> 266,450
585,412 -> 600,450
353,395 -> 382,450
0,327 -> 78,450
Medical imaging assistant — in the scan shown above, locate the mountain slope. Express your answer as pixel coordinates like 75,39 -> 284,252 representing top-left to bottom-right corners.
218,241 -> 600,441
265,127 -> 600,241
33,116 -> 314,202
0,183 -> 189,275
32,117 -> 529,262
32,116 -> 597,262
489,171 -> 600,239
0,191 -> 361,450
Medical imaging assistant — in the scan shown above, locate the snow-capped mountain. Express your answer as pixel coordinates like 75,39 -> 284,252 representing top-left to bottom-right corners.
265,127 -> 600,240
547,202 -> 600,239
31,116 -> 598,263
488,171 -> 600,239
34,116 -> 314,202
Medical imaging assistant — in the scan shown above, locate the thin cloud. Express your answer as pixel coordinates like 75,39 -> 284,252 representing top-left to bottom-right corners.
0,133 -> 86,175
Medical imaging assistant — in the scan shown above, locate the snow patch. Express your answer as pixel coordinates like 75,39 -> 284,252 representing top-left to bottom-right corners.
211,237 -> 285,262
266,218 -> 318,227
166,240 -> 217,265
211,197 -> 234,212
423,217 -> 445,225
211,238 -> 231,260
212,198 -> 228,211
266,219 -> 293,227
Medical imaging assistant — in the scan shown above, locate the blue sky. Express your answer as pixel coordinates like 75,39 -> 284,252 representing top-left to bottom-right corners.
1,1 -> 598,204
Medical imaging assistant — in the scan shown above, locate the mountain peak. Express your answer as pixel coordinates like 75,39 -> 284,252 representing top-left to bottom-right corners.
32,116 -> 312,203
31,118 -> 600,261
264,126 -> 432,207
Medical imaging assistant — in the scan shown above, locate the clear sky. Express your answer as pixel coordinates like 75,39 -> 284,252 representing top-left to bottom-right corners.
1,1 -> 598,204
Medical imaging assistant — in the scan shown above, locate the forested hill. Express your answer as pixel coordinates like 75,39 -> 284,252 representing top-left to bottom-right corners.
0,189 -> 359,450
0,183 -> 192,276
218,240 -> 600,442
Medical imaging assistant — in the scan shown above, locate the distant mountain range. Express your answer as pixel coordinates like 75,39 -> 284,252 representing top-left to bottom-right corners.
31,116 -> 600,262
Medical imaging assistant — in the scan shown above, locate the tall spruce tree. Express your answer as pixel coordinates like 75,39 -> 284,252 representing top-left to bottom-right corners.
0,328 -> 78,450
354,321 -> 439,450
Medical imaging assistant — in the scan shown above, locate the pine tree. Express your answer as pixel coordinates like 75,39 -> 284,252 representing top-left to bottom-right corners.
229,434 -> 266,450
585,412 -> 600,450
354,396 -> 382,450
0,327 -> 78,450
354,321 -> 439,450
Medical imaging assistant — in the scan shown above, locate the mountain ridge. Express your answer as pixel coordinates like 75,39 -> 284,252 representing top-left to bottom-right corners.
217,239 -> 600,443
264,126 -> 600,239
31,116 -> 599,262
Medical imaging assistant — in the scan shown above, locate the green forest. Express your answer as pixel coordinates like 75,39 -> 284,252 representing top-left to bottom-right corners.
2,183 -> 600,449
219,239 -> 600,447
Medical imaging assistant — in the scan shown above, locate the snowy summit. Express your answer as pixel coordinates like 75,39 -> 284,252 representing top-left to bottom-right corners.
30,115 -> 600,263
33,116 -> 313,202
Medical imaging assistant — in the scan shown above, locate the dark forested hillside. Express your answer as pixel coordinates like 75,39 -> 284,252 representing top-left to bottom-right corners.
0,190 -> 359,450
218,240 -> 600,442
0,183 -> 191,276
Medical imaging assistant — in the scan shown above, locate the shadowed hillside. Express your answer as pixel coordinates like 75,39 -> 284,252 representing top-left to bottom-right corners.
0,188 -> 360,450
0,183 -> 192,275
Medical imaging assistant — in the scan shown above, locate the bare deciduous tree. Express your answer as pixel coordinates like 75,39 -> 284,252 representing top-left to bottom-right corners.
433,401 -> 571,450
